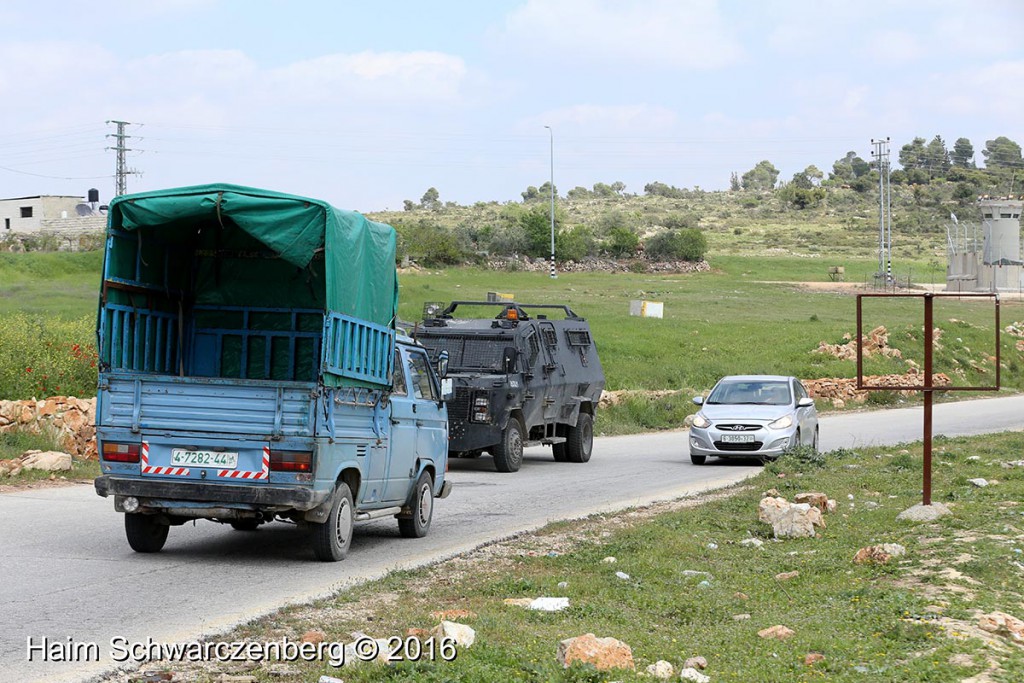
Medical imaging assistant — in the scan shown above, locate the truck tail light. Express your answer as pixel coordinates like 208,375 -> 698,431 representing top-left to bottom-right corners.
102,442 -> 140,463
269,450 -> 312,473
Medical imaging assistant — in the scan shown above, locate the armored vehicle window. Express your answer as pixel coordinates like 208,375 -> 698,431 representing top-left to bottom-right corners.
523,328 -> 540,367
419,335 -> 507,371
566,330 -> 592,347
391,350 -> 408,396
408,350 -> 439,401
543,327 -> 558,347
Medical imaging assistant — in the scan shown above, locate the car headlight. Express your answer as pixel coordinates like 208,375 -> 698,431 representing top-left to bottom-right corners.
768,415 -> 794,429
691,414 -> 710,429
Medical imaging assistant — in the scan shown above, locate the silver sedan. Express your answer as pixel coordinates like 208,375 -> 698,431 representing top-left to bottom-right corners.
688,375 -> 819,465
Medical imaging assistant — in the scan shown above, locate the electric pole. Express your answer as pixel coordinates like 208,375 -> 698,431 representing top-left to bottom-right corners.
106,120 -> 141,196
871,137 -> 892,286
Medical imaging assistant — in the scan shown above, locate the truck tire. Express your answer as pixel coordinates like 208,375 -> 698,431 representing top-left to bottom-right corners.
552,444 -> 569,462
493,418 -> 524,472
398,471 -> 434,538
124,513 -> 169,553
311,483 -> 354,562
565,413 -> 594,463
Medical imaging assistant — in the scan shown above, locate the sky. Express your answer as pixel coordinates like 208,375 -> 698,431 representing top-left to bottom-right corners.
0,0 -> 1022,211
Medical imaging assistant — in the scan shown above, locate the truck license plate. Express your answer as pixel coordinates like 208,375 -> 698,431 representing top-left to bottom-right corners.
721,434 -> 755,443
170,449 -> 238,469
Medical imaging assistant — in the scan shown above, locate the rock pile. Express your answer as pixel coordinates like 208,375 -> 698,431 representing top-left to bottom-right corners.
486,255 -> 711,275
803,372 -> 952,407
758,491 -> 836,539
0,396 -> 97,459
813,325 -> 904,361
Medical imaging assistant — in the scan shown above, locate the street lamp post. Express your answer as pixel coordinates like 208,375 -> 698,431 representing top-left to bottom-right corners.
544,125 -> 556,279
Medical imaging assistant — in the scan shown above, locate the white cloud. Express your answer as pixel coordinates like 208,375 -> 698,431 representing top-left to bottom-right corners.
268,51 -> 468,104
500,0 -> 743,70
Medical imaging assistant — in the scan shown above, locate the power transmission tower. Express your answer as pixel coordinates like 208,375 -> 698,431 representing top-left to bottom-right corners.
871,137 -> 893,286
106,120 -> 141,196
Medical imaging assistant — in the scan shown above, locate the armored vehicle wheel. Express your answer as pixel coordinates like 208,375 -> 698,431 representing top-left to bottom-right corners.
565,413 -> 594,463
230,518 -> 260,531
124,513 -> 169,553
398,471 -> 434,538
493,418 -> 524,472
552,444 -> 569,462
311,482 -> 354,562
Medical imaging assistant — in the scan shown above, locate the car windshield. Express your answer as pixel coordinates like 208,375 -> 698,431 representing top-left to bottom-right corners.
706,380 -> 792,406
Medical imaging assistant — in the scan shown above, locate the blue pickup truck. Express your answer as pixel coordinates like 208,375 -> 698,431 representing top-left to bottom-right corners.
93,184 -> 452,561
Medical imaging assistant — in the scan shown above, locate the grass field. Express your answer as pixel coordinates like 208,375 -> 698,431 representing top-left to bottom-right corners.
2,253 -> 1022,419
137,431 -> 1024,683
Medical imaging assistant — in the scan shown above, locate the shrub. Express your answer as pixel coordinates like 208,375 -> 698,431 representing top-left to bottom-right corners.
644,228 -> 708,262
603,227 -> 640,257
0,313 -> 97,400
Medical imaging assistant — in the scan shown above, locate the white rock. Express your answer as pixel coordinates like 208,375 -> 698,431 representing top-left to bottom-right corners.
557,581 -> 569,589
603,556 -> 618,564
968,478 -> 989,487
430,621 -> 475,648
967,456 -> 981,461
706,542 -> 718,550
880,543 -> 906,557
680,570 -> 711,578
645,660 -> 674,679
529,597 -> 569,612
680,666 -> 710,683
740,538 -> 764,548
897,502 -> 953,522
615,571 -> 631,580
19,450 -> 72,471
684,656 -> 707,670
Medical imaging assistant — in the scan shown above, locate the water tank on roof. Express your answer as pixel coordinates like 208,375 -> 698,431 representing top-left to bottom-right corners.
87,188 -> 100,203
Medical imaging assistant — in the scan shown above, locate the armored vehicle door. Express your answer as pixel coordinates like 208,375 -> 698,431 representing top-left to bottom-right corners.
537,321 -> 566,423
517,324 -> 546,430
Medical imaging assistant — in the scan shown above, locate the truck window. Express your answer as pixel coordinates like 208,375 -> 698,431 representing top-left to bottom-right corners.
392,350 -> 408,396
523,328 -> 540,368
407,351 -> 438,401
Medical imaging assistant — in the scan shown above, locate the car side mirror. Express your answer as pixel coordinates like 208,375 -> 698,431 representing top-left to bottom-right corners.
503,346 -> 519,374
436,350 -> 449,379
440,378 -> 454,402
797,397 -> 814,407
692,396 -> 704,405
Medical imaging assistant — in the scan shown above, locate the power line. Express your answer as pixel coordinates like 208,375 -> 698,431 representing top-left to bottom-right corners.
0,164 -> 112,180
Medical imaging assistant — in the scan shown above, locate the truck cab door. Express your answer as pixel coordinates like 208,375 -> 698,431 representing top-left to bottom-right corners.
384,347 -> 446,503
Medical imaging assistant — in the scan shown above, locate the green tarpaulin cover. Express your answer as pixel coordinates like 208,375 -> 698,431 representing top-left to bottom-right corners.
106,184 -> 397,328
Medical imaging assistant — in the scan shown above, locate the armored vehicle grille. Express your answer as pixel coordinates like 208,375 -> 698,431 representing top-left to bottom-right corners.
449,388 -> 472,420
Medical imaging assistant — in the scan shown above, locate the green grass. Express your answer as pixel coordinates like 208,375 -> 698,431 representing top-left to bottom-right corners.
167,431 -> 1024,683
0,251 -> 102,317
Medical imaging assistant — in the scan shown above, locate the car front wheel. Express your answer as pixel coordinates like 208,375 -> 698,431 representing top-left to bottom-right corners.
690,454 -> 707,466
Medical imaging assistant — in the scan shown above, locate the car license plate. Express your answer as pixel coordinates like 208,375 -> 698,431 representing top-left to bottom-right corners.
170,449 -> 238,469
721,434 -> 755,443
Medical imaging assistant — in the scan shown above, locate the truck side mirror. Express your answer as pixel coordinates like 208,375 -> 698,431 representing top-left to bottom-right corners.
436,350 -> 449,379
503,347 -> 519,374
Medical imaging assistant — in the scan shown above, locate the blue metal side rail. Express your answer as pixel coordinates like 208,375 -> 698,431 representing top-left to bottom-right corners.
99,303 -> 180,374
322,311 -> 394,386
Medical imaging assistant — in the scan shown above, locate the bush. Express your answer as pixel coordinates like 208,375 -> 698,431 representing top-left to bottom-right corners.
603,227 -> 640,257
644,228 -> 708,262
0,313 -> 97,400
393,219 -> 468,266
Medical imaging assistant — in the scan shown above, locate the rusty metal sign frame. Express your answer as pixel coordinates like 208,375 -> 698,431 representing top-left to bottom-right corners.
855,292 -> 1001,506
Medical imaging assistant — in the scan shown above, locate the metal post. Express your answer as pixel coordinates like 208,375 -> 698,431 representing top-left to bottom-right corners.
923,293 -> 933,505
544,125 -> 556,279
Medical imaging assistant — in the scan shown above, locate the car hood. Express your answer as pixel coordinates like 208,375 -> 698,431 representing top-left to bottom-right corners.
699,403 -> 794,422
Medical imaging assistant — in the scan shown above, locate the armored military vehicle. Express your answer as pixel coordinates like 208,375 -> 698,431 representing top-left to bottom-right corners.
416,301 -> 604,472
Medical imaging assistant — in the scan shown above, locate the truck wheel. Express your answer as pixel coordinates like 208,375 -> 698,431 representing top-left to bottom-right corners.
552,443 -> 569,462
398,471 -> 434,538
311,483 -> 354,562
493,419 -> 524,472
124,513 -> 169,553
566,413 -> 594,463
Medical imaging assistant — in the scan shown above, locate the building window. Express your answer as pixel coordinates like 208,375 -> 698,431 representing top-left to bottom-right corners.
20,206 -> 33,218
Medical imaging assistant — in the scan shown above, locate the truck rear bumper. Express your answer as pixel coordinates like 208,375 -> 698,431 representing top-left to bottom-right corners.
95,475 -> 328,511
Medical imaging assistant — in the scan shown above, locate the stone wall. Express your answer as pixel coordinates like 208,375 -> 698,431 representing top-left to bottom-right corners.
0,396 -> 97,459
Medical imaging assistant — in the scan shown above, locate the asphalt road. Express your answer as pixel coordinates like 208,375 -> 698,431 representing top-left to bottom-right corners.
1,394 -> 1022,683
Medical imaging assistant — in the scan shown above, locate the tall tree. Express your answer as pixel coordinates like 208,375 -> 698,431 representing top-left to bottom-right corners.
982,136 -> 1023,169
729,171 -> 741,191
741,160 -> 780,191
420,187 -> 441,209
924,135 -> 951,177
951,137 -> 975,168
898,137 -> 927,171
